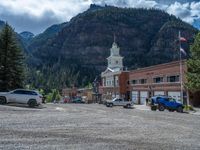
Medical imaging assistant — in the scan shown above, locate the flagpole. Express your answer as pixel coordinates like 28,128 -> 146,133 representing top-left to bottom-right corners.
179,31 -> 184,104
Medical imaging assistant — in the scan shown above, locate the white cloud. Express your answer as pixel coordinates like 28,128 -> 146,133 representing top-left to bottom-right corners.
0,0 -> 91,20
166,2 -> 200,24
0,0 -> 92,33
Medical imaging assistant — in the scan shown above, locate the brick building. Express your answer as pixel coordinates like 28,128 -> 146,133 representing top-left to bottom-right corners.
129,60 -> 187,104
100,41 -> 199,106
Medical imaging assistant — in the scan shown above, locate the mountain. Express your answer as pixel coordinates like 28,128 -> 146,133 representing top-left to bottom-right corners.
27,22 -> 68,52
19,31 -> 34,49
193,19 -> 200,30
20,31 -> 34,40
27,5 -> 197,89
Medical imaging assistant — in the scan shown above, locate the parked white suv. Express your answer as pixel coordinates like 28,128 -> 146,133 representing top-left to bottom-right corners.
0,89 -> 43,107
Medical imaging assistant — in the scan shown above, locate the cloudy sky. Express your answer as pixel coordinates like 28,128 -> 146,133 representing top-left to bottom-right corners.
0,0 -> 199,34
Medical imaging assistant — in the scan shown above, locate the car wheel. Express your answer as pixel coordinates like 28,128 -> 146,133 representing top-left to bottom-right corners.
109,103 -> 113,107
158,105 -> 165,111
126,104 -> 131,108
0,96 -> 7,105
28,99 -> 37,108
177,106 -> 183,113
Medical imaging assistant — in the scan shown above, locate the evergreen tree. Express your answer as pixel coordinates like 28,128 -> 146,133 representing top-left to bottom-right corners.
186,32 -> 200,91
0,23 -> 24,91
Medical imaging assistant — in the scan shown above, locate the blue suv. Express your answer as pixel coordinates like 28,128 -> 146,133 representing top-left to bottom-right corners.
151,96 -> 184,113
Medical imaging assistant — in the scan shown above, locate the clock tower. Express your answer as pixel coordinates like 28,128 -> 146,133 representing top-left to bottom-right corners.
107,41 -> 123,71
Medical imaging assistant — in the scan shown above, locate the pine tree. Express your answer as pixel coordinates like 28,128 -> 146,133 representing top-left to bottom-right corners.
186,32 -> 200,91
0,23 -> 24,91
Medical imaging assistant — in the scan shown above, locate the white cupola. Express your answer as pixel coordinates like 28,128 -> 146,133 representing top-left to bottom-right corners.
107,40 -> 123,71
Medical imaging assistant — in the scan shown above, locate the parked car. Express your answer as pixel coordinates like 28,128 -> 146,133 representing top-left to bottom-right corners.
106,98 -> 133,108
63,96 -> 71,103
0,89 -> 43,107
150,96 -> 184,113
72,97 -> 85,103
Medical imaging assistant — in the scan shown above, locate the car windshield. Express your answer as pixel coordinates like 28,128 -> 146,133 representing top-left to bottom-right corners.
112,98 -> 117,101
168,98 -> 176,102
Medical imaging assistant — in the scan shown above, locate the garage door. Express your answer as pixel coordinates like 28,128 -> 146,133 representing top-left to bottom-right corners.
154,91 -> 164,96
168,91 -> 181,101
140,91 -> 148,105
132,91 -> 139,104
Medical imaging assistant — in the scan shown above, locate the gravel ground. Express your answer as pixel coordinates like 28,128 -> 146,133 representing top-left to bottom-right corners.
0,103 -> 200,150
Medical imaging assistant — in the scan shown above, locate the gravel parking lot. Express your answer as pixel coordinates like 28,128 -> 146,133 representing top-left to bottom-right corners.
0,103 -> 200,150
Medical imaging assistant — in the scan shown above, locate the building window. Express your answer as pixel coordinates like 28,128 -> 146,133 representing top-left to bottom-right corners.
103,79 -> 106,86
153,77 -> 164,83
131,80 -> 138,85
116,79 -> 118,86
167,75 -> 180,82
139,79 -> 147,84
116,60 -> 118,64
107,81 -> 109,86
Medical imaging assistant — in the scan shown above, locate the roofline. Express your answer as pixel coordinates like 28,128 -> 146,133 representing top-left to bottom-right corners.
11,89 -> 38,92
130,60 -> 186,73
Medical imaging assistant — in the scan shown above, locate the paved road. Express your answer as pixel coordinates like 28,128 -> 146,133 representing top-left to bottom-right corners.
0,104 -> 200,150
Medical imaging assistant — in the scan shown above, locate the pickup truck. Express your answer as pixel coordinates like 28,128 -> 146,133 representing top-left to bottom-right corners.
106,98 -> 133,108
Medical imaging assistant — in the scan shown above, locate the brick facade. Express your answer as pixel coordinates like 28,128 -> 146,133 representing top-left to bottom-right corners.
101,71 -> 129,100
129,60 -> 187,104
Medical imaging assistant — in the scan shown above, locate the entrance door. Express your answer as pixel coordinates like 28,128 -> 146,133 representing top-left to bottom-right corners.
131,91 -> 139,104
140,91 -> 148,105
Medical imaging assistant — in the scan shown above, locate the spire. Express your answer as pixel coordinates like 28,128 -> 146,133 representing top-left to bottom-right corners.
112,33 -> 118,48
114,33 -> 116,43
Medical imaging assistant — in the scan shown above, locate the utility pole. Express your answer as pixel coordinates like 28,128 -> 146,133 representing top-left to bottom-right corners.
179,31 -> 184,104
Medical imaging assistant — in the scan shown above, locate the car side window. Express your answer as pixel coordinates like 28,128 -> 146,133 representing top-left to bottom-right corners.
30,91 -> 37,95
23,91 -> 29,95
165,98 -> 169,101
13,90 -> 24,94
